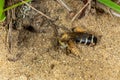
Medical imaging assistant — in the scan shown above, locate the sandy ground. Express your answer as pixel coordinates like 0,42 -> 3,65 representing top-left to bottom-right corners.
0,0 -> 120,80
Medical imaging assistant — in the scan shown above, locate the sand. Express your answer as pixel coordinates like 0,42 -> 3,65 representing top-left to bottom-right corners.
0,0 -> 120,80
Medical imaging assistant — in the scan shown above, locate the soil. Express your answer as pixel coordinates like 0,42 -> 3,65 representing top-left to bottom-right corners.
0,0 -> 120,80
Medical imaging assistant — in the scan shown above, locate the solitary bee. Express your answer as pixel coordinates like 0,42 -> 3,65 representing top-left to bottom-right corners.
58,27 -> 97,55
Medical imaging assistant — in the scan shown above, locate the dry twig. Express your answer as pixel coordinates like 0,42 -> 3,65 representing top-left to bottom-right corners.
71,1 -> 90,22
22,0 -> 54,21
56,0 -> 72,12
0,29 -> 11,53
110,1 -> 120,17
6,0 -> 16,53
7,20 -> 12,50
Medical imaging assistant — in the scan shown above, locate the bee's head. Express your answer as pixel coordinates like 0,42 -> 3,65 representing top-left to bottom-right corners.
93,36 -> 97,45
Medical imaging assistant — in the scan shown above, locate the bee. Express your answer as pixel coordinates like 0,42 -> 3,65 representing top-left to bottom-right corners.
58,27 -> 97,55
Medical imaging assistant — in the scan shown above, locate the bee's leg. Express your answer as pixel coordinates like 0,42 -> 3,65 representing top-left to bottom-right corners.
58,39 -> 68,49
72,27 -> 86,33
67,40 -> 80,56
60,33 -> 70,41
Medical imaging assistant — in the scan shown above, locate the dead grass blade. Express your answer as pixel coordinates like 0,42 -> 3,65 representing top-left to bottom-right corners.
0,28 -> 11,53
71,0 -> 91,22
7,20 -> 12,51
56,0 -> 72,12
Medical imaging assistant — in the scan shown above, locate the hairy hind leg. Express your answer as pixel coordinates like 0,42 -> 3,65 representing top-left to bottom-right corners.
67,40 -> 80,56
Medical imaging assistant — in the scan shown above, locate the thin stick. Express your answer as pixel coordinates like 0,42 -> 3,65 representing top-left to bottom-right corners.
109,0 -> 120,17
0,29 -> 11,54
71,2 -> 89,22
7,20 -> 12,50
56,0 -> 72,12
22,0 -> 54,21
110,9 -> 120,17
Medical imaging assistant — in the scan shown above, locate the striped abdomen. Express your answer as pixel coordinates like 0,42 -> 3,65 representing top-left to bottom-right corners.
73,33 -> 97,46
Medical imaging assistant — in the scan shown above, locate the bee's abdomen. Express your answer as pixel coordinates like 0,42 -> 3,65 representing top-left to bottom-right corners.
74,34 -> 97,46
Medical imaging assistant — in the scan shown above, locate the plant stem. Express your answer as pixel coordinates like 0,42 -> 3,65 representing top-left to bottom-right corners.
22,0 -> 54,21
98,0 -> 120,13
56,0 -> 72,12
3,0 -> 31,12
